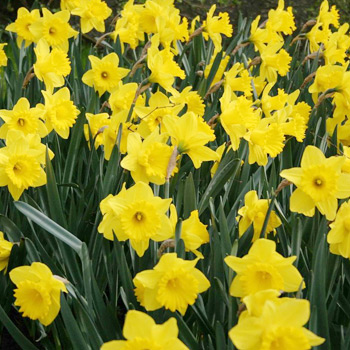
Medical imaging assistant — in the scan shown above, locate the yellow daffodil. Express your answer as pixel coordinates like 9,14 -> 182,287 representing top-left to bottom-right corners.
39,88 -> 80,139
229,290 -> 325,349
324,24 -> 350,65
110,0 -> 144,49
163,112 -> 219,169
225,238 -> 304,298
138,0 -> 174,34
181,210 -> 210,258
273,94 -> 311,143
224,63 -> 253,97
220,92 -> 261,150
29,9 -> 78,52
139,0 -> 188,50
170,87 -> 205,117
10,262 -> 67,326
0,44 -> 7,67
0,97 -> 47,139
341,146 -> 350,173
98,182 -> 173,256
210,143 -> 227,177
109,82 -> 145,117
133,253 -> 210,315
260,83 -> 289,118
33,39 -> 71,92
72,0 -> 112,33
202,5 -> 233,54
237,191 -> 281,242
0,130 -> 53,200
121,129 -> 173,185
0,232 -> 13,273
244,119 -> 285,166
82,53 -> 130,96
84,113 -> 111,149
6,8 -> 41,47
259,42 -> 292,83
101,310 -> 189,350
266,0 -> 296,35
249,15 -> 281,52
327,200 -> 350,258
147,34 -> 185,93
318,0 -> 339,30
308,64 -> 347,103
280,145 -> 350,220
60,0 -> 80,12
101,111 -> 136,158
135,90 -> 183,138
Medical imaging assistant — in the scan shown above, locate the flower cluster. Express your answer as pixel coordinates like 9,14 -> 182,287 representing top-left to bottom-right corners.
1,0 -> 347,347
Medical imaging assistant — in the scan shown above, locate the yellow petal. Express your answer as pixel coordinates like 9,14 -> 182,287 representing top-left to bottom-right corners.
290,188 -> 315,217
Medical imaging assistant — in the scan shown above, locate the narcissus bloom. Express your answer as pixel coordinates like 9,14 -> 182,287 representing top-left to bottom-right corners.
101,310 -> 188,350
121,129 -> 173,185
82,53 -> 130,96
170,87 -> 205,117
138,0 -> 188,50
10,262 -> 67,326
39,88 -> 80,139
237,191 -> 282,242
210,143 -> 228,177
181,210 -> 210,258
280,145 -> 350,220
135,90 -> 183,138
163,112 -> 219,169
6,8 -> 41,47
0,232 -> 13,273
33,39 -> 71,92
266,0 -> 296,35
29,9 -> 78,52
224,63 -> 253,97
0,98 -> 47,139
170,209 -> 209,258
327,200 -> 350,258
110,0 -> 145,49
98,182 -> 173,256
260,42 -> 292,83
133,253 -> 210,315
229,290 -> 325,350
324,23 -> 350,65
109,82 -> 145,117
308,64 -> 346,98
0,130 -> 53,200
202,5 -> 233,54
102,111 -> 136,158
244,120 -> 285,166
84,113 -> 111,149
249,15 -> 281,52
60,0 -> 80,12
220,92 -> 261,151
0,44 -> 7,67
225,239 -> 304,298
147,34 -> 185,93
72,0 -> 112,33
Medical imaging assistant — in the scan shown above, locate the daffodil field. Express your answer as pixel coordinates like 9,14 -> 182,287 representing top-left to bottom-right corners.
2,0 -> 350,348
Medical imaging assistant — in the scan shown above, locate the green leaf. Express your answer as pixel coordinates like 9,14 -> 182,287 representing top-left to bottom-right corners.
198,151 -> 241,215
183,172 -> 197,219
0,305 -> 39,350
60,295 -> 90,350
45,147 -> 67,228
13,201 -> 83,254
